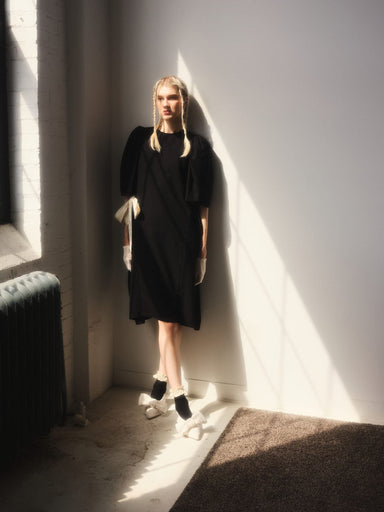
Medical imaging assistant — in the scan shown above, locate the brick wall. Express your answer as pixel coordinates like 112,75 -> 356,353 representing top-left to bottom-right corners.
1,0 -> 74,405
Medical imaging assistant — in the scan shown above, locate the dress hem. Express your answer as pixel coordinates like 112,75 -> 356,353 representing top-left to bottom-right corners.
131,314 -> 200,331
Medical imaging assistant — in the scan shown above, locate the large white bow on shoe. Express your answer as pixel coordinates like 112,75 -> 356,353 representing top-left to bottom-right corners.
138,393 -> 168,419
176,412 -> 207,440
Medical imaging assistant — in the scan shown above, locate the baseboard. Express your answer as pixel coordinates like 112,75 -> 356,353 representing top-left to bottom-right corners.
113,369 -> 384,425
113,369 -> 247,403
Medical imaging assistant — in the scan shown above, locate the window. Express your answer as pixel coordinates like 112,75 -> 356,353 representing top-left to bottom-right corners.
0,0 -> 10,224
0,1 -> 41,270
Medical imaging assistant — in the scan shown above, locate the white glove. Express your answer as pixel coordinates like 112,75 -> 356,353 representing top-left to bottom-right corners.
195,258 -> 207,285
123,245 -> 132,271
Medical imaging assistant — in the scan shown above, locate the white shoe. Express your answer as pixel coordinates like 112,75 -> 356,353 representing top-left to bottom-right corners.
138,393 -> 168,419
176,412 -> 207,440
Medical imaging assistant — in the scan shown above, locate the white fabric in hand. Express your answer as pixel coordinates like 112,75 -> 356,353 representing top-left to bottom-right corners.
123,245 -> 132,271
195,258 -> 207,285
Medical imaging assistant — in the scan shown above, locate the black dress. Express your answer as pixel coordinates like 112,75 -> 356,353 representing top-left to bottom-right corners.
120,126 -> 213,330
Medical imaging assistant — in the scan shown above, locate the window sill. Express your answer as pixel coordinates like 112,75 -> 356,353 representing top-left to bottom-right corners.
0,223 -> 40,271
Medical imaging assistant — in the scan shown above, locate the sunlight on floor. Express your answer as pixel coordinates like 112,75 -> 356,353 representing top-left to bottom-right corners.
116,391 -> 239,511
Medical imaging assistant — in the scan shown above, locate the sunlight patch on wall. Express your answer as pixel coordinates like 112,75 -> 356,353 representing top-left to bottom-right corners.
8,2 -> 41,257
178,51 -> 358,422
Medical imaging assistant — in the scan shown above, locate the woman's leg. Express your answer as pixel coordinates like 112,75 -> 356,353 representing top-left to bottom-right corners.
157,321 -> 192,420
143,321 -> 181,406
152,321 -> 206,437
157,320 -> 182,390
140,322 -> 183,418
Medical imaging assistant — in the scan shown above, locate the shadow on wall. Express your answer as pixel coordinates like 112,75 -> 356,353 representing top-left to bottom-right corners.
171,1 -> 384,421
183,96 -> 246,400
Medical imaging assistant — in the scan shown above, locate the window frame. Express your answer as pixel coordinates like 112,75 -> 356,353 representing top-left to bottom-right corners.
0,0 -> 10,224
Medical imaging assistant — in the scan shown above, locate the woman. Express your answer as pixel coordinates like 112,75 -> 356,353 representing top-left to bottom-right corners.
119,76 -> 213,438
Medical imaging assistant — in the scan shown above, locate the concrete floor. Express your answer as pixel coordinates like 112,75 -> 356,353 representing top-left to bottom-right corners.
0,387 -> 239,512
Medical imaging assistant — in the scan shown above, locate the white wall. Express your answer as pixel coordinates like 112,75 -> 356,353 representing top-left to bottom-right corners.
66,0 -> 114,403
111,0 -> 384,424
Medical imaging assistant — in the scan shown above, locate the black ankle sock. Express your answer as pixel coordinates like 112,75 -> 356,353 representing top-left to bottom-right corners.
175,394 -> 192,420
150,379 -> 167,400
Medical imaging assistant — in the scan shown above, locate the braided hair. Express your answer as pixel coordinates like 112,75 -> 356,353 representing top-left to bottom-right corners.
150,76 -> 191,157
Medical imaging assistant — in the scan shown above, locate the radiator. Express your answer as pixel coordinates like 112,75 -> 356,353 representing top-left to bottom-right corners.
0,271 -> 67,466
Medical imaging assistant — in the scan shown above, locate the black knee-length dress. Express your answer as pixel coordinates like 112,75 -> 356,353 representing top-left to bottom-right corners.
120,126 -> 213,330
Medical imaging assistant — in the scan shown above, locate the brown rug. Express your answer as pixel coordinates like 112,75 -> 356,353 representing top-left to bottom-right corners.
170,407 -> 384,512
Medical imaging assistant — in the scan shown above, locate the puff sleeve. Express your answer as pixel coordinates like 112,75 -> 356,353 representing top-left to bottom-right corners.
120,126 -> 150,197
185,134 -> 214,208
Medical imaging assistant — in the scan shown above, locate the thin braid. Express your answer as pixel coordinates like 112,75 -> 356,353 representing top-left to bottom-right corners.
150,82 -> 161,152
180,93 -> 191,158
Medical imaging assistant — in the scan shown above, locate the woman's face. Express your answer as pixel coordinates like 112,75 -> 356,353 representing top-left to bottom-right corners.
156,85 -> 183,124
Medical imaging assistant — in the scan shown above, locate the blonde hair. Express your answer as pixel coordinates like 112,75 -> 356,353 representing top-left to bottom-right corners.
150,76 -> 191,157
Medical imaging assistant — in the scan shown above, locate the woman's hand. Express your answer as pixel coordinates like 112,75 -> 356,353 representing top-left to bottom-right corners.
195,257 -> 207,285
123,245 -> 132,271
196,206 -> 209,284
200,206 -> 209,260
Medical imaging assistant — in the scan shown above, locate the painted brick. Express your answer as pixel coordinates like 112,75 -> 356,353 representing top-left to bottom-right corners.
2,0 -> 74,406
